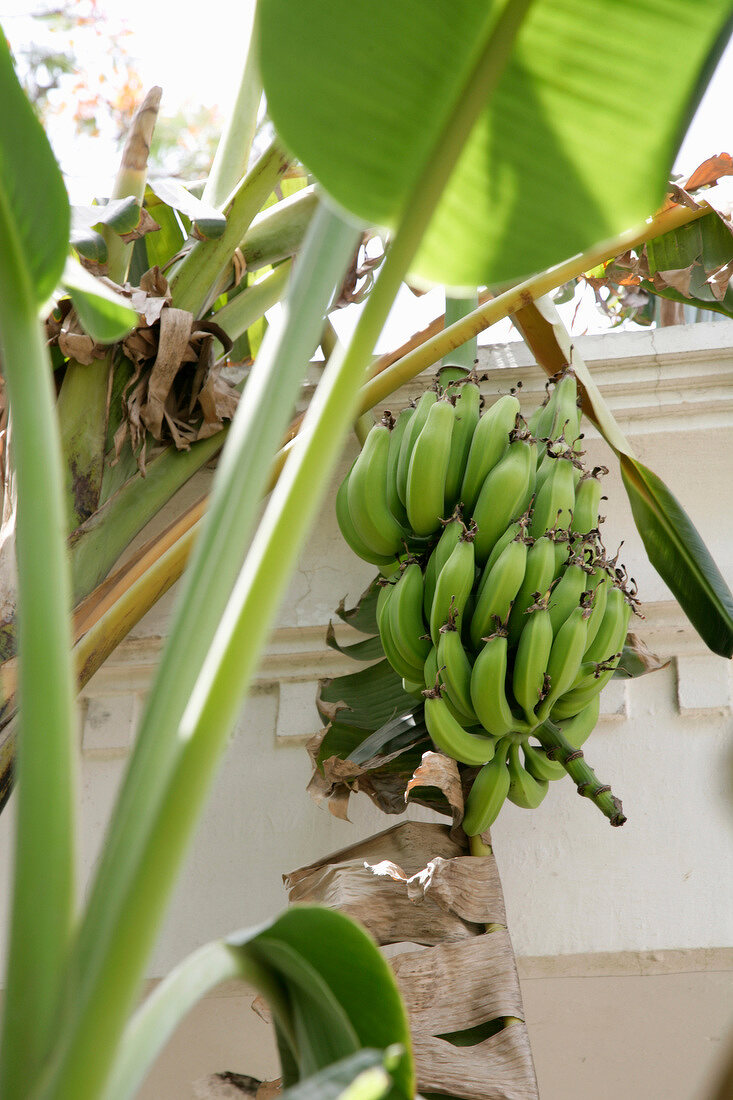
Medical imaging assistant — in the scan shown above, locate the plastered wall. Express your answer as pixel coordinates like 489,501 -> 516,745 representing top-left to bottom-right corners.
1,323 -> 733,1099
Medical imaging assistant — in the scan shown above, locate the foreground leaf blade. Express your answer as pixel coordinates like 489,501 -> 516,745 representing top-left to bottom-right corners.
0,42 -> 76,1096
0,34 -> 69,302
621,455 -> 733,657
259,0 -> 733,288
42,203 -> 362,1100
106,911 -> 411,1100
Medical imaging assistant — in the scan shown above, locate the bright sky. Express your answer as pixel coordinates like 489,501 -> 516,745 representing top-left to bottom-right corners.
3,1 -> 732,346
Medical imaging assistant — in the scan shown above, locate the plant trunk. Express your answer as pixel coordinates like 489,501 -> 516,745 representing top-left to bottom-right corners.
285,821 -> 538,1100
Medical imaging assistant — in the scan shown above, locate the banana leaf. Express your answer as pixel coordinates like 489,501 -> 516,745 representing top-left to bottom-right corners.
642,209 -> 733,318
259,0 -> 733,289
621,454 -> 733,658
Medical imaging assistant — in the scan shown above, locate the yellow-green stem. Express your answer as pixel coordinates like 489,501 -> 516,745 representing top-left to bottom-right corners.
170,141 -> 289,317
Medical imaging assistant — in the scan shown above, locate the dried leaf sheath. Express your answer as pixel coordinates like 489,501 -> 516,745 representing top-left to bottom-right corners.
286,821 -> 538,1100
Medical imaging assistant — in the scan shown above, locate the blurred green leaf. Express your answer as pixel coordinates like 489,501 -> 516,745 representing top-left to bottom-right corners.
239,908 -> 414,1098
280,1049 -> 398,1100
259,0 -> 733,288
0,33 -> 69,302
60,257 -> 137,344
106,914 -> 411,1100
621,455 -> 733,658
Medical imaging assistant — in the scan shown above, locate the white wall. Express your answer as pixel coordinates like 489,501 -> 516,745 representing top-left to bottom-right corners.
1,323 -> 732,1098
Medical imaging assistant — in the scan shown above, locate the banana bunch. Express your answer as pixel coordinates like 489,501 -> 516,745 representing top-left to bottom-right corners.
336,369 -> 638,836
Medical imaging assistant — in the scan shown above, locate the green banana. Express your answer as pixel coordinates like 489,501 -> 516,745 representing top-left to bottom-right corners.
424,643 -> 439,689
548,554 -> 588,635
537,604 -> 590,719
506,535 -> 556,647
462,739 -> 511,836
336,468 -> 401,569
424,690 -> 497,766
402,677 -> 424,698
472,432 -> 535,564
348,423 -> 409,556
582,565 -> 610,652
423,511 -> 464,617
386,407 -> 414,526
512,594 -> 553,723
507,742 -> 548,808
548,694 -> 601,746
551,666 -> 614,718
429,531 -> 475,644
376,574 -> 398,633
535,370 -> 581,448
522,740 -> 567,782
376,575 -> 424,682
379,604 -> 425,683
470,534 -> 529,649
389,562 -> 431,670
460,393 -> 520,513
396,388 -> 437,505
445,380 -> 481,509
585,583 -> 632,664
406,397 -> 455,535
571,467 -> 606,544
482,514 -> 528,577
529,450 -> 577,538
471,629 -> 529,738
438,617 -> 478,723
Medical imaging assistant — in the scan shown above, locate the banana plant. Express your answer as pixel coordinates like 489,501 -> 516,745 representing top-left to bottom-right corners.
0,1 -> 732,1097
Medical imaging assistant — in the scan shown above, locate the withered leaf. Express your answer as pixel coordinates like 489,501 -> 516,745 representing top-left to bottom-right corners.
684,152 -> 733,192
651,266 -> 695,297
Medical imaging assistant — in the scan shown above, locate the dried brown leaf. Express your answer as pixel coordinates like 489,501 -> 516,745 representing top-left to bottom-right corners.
664,181 -> 701,211
393,933 -> 536,1099
57,329 -> 98,365
141,307 -> 193,438
286,823 -> 479,946
197,361 -> 240,438
651,266 -> 694,297
683,152 -> 733,192
706,259 -> 733,301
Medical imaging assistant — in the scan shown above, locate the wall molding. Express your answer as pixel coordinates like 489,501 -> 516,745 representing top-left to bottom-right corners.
355,322 -> 733,438
517,945 -> 733,980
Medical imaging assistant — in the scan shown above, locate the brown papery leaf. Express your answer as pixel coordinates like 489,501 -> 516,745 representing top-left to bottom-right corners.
651,266 -> 695,297
706,259 -> 733,301
406,750 -> 467,838
141,307 -> 193,437
683,152 -> 733,192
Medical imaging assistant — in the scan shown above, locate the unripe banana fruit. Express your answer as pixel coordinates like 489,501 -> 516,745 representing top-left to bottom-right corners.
406,397 -> 455,535
335,366 -> 640,832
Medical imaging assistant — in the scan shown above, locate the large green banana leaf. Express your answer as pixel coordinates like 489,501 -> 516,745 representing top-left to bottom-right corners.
258,0 -> 733,289
621,455 -> 733,657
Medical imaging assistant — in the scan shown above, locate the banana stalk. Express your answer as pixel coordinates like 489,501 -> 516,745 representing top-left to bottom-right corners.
536,717 -> 626,827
